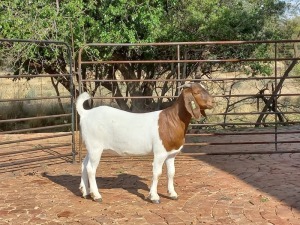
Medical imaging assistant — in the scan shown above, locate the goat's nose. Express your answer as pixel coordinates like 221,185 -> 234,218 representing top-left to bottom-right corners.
208,98 -> 215,108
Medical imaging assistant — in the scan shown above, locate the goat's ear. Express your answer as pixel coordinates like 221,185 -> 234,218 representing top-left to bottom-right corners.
184,92 -> 201,119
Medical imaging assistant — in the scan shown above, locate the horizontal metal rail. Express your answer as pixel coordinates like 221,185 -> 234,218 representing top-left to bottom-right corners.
182,150 -> 300,155
0,74 -> 71,79
92,93 -> 300,99
0,124 -> 71,134
81,76 -> 300,82
0,143 -> 72,157
89,93 -> 300,99
184,140 -> 300,146
80,39 -> 300,47
0,38 -> 71,45
0,132 -> 72,146
80,57 -> 300,64
0,114 -> 71,123
192,121 -> 299,127
186,130 -> 300,136
0,152 -> 73,168
0,95 -> 71,102
212,111 -> 300,116
0,158 -> 71,174
186,131 -> 300,137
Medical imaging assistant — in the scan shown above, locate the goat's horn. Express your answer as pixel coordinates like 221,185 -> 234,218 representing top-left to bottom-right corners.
177,82 -> 194,89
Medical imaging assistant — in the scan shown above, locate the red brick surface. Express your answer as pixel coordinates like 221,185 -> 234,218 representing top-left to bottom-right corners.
1,151 -> 299,224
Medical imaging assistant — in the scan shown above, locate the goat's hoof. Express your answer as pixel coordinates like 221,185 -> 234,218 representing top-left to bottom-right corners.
151,199 -> 161,204
170,196 -> 178,200
82,195 -> 88,199
79,186 -> 89,198
94,198 -> 103,203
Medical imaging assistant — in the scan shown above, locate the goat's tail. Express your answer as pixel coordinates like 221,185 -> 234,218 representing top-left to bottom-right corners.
76,92 -> 91,116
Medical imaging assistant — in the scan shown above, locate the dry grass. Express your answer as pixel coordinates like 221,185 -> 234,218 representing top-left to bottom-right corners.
0,76 -> 72,132
0,75 -> 68,99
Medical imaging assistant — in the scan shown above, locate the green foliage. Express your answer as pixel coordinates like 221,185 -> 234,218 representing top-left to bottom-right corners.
160,0 -> 287,41
0,0 -> 289,47
0,0 -> 294,111
0,0 -> 169,48
245,62 -> 273,76
280,16 -> 300,39
84,0 -> 166,43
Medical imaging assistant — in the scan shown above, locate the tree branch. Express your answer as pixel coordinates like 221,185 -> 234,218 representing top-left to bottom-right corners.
255,60 -> 298,127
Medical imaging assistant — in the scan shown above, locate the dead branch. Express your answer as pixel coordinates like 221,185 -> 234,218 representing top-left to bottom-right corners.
255,60 -> 298,127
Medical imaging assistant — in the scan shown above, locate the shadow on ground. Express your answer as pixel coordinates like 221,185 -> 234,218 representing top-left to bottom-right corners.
43,172 -> 150,201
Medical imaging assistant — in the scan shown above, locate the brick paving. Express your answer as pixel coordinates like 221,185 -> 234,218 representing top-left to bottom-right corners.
0,151 -> 300,224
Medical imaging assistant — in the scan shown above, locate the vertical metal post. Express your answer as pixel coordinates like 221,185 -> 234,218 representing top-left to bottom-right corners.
177,44 -> 181,93
78,48 -> 83,94
77,47 -> 84,163
65,43 -> 76,163
274,42 -> 278,151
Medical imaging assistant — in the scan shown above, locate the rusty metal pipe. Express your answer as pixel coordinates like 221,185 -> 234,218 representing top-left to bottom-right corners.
0,124 -> 71,134
0,114 -> 71,123
184,140 -> 300,146
80,76 -> 300,82
186,130 -> 300,136
182,150 -> 300,156
0,143 -> 72,156
0,96 -> 71,102
0,133 -> 71,146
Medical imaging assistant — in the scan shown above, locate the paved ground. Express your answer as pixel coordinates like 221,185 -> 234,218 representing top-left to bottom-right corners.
1,151 -> 300,225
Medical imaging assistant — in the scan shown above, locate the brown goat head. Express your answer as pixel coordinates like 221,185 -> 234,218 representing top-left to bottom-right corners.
180,82 -> 214,119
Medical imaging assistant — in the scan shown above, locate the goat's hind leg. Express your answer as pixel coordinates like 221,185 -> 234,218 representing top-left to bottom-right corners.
86,148 -> 103,202
79,155 -> 90,198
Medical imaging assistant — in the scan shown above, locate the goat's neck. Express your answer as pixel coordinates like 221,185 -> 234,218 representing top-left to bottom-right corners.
158,94 -> 192,151
163,94 -> 191,134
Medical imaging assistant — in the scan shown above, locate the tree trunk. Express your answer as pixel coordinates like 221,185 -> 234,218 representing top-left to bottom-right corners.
255,60 -> 297,127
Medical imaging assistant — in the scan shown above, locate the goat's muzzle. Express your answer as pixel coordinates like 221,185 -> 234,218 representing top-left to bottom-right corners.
206,98 -> 214,109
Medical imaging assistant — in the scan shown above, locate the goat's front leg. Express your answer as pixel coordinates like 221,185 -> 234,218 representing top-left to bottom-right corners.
149,154 -> 167,203
166,156 -> 178,200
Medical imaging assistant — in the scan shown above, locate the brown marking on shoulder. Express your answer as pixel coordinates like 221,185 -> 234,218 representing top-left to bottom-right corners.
158,93 -> 192,152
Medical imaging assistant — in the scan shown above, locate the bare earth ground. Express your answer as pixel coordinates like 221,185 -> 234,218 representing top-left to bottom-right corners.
0,128 -> 300,225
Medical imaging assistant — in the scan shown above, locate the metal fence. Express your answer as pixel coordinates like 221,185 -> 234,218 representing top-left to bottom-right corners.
0,39 -> 299,171
0,39 -> 75,173
78,40 -> 300,157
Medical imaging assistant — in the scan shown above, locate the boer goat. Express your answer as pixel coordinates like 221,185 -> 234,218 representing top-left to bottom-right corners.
76,82 -> 214,203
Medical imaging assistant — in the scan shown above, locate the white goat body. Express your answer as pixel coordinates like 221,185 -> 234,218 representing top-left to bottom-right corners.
78,99 -> 162,156
76,83 -> 213,203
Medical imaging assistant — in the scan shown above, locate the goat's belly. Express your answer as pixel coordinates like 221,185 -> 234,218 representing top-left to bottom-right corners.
104,149 -> 152,156
102,136 -> 153,156
104,145 -> 153,156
